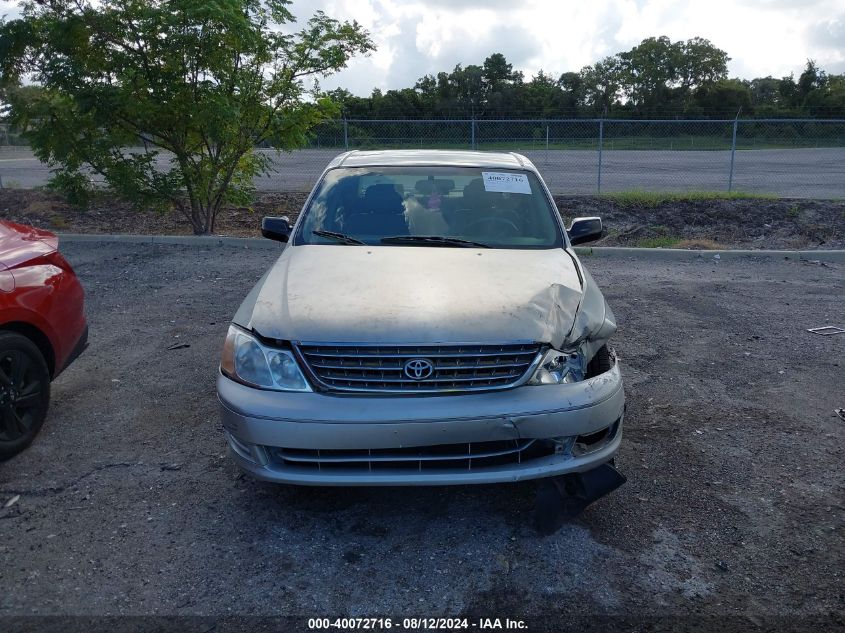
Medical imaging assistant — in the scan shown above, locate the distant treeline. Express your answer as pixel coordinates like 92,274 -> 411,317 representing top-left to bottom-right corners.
327,37 -> 845,120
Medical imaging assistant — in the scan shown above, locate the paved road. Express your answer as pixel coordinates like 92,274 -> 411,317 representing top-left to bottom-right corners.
1,146 -> 843,197
0,243 -> 842,628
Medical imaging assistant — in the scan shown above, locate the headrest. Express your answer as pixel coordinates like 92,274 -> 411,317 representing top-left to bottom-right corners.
362,183 -> 404,214
462,178 -> 491,201
415,179 -> 455,195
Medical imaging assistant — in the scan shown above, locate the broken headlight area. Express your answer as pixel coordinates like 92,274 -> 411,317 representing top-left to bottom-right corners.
529,348 -> 586,385
585,345 -> 615,378
529,344 -> 615,385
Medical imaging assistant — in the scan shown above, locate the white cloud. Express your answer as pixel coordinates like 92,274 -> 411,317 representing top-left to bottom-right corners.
3,0 -> 843,93
285,0 -> 845,93
0,1 -> 19,17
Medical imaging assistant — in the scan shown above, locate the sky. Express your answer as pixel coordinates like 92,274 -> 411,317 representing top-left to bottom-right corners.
288,0 -> 845,94
2,0 -> 844,95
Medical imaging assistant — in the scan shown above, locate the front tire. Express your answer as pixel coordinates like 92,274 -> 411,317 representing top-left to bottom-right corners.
0,332 -> 51,461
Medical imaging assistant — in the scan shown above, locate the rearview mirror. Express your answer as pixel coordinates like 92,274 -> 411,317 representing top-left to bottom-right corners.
567,217 -> 603,246
262,216 -> 291,243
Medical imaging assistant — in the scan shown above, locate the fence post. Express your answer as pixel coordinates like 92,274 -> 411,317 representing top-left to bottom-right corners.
343,118 -> 349,151
728,117 -> 738,192
545,122 -> 549,164
470,118 -> 476,150
597,119 -> 604,194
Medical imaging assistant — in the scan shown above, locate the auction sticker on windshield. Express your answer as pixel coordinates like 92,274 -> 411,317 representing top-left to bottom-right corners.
481,171 -> 531,194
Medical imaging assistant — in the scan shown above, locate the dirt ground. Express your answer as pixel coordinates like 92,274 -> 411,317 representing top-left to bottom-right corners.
1,188 -> 843,250
0,243 -> 842,632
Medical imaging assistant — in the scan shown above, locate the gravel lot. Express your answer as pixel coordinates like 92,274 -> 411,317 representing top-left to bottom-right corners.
1,243 -> 843,630
2,146 -> 844,197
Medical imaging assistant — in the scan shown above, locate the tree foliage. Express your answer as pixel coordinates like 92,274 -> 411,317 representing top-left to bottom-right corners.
0,0 -> 373,234
328,39 -> 844,121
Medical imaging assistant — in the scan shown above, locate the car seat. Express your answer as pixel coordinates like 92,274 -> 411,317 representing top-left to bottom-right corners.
344,184 -> 409,236
448,178 -> 494,233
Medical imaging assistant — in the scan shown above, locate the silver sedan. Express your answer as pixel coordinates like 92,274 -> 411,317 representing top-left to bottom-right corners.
217,150 -> 624,487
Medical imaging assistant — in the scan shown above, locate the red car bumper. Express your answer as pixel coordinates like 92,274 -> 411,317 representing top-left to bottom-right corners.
0,222 -> 87,378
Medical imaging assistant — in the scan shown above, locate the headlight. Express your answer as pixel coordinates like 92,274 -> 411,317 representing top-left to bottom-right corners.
220,325 -> 311,392
529,347 -> 586,385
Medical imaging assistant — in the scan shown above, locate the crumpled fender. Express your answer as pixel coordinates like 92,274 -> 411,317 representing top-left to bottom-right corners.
549,267 -> 617,358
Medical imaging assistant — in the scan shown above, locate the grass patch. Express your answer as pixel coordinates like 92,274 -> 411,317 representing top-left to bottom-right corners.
603,189 -> 777,207
634,236 -> 724,249
22,200 -> 55,215
635,236 -> 682,248
675,238 -> 724,250
49,214 -> 68,229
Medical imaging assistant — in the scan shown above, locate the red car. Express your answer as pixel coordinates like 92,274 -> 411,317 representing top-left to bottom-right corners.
0,221 -> 87,460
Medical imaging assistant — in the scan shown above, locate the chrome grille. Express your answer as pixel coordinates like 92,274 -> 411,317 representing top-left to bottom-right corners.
267,439 -> 553,472
295,342 -> 543,393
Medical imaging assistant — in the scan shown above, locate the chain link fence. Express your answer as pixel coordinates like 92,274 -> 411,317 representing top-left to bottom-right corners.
282,118 -> 844,198
0,123 -> 27,147
3,119 -> 844,197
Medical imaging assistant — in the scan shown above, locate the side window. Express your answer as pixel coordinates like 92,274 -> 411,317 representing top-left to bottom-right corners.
301,172 -> 359,235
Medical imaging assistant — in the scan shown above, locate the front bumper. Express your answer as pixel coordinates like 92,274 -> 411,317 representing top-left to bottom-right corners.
217,362 -> 624,486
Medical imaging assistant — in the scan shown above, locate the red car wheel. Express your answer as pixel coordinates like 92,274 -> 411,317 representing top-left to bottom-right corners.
0,331 -> 51,460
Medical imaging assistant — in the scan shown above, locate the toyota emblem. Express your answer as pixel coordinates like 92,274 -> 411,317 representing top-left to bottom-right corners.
403,358 -> 434,380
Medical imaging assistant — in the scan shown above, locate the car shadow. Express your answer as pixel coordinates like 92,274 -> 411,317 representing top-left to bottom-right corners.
240,478 -> 539,536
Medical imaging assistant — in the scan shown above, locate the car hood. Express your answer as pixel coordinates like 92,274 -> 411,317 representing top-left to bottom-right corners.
238,245 -> 589,347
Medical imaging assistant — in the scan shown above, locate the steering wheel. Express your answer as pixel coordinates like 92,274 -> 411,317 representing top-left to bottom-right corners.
463,216 -> 520,238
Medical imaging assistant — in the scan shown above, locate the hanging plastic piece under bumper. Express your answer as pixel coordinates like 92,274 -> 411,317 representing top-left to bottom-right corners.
533,462 -> 627,534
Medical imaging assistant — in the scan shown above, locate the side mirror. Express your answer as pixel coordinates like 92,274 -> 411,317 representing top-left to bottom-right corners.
567,217 -> 603,245
261,216 -> 291,243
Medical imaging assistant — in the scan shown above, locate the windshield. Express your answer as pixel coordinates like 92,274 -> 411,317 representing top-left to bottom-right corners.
294,166 -> 563,249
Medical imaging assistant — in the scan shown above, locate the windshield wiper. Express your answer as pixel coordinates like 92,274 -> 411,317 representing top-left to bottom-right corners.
380,235 -> 490,248
312,229 -> 365,245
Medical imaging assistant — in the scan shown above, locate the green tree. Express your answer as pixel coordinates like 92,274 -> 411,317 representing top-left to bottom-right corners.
617,36 -> 679,113
676,37 -> 729,90
778,74 -> 799,109
448,64 -> 486,116
0,0 -> 373,234
818,74 -> 845,117
413,74 -> 438,116
482,53 -> 517,94
558,71 -> 585,108
616,36 -> 728,115
520,70 -> 576,117
579,57 -> 622,115
374,88 -> 427,118
692,79 -> 751,117
748,76 -> 782,113
481,54 -> 523,117
795,59 -> 838,115
798,60 -> 827,101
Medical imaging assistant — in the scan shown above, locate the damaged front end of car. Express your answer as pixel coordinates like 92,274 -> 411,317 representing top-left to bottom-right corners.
216,151 -> 631,538
528,266 -> 627,533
